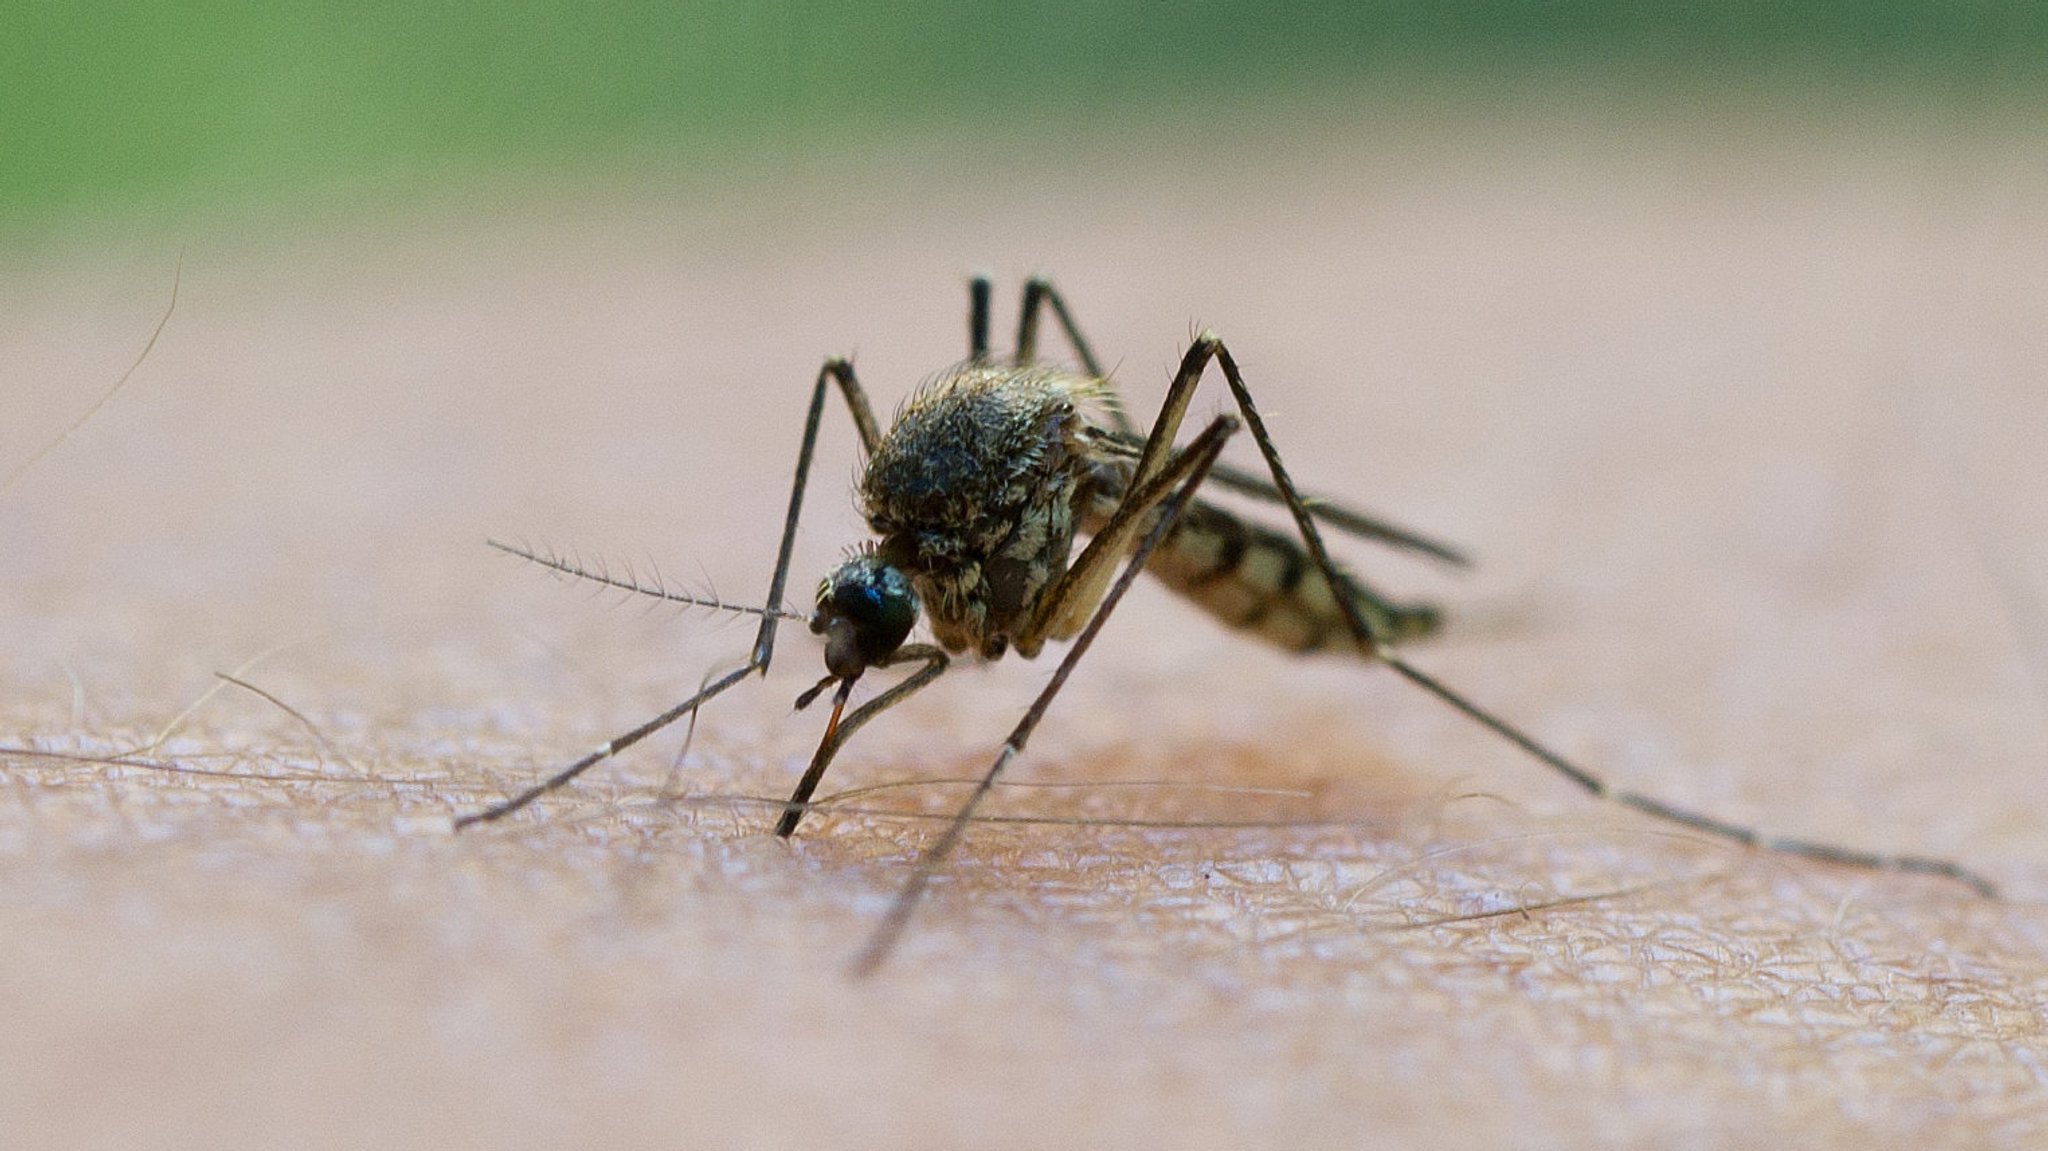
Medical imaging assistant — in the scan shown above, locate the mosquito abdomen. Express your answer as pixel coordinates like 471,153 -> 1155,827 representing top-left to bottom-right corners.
1089,492 -> 1440,653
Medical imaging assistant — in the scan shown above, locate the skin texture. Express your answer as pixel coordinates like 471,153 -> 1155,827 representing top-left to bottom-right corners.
4,110 -> 2048,1147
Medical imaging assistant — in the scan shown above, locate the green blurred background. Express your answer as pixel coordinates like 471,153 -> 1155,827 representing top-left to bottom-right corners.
5,1 -> 2045,237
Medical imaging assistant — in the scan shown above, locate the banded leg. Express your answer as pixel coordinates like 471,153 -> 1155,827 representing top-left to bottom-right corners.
1167,333 -> 1996,897
851,413 -> 1241,976
456,357 -> 883,828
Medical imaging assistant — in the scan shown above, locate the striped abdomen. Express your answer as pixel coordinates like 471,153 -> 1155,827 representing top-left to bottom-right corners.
1084,490 -> 1441,654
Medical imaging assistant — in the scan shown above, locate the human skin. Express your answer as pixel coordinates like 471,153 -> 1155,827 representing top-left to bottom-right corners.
3,110 -> 2046,1148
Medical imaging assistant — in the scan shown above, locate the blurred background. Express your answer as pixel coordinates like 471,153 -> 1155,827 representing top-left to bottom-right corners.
7,1 -> 2047,240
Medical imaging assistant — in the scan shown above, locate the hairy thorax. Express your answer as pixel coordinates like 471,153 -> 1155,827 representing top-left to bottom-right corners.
859,364 -> 1116,659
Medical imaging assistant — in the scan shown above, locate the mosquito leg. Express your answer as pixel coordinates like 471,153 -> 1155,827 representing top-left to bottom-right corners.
775,644 -> 949,837
850,414 -> 1240,976
1091,426 -> 1470,567
456,355 -> 882,828
454,662 -> 758,828
1013,278 -> 1122,420
819,356 -> 884,456
1019,274 -> 1458,564
969,276 -> 993,363
1014,271 -> 1455,579
1016,277 -> 1458,572
754,356 -> 880,668
1201,459 -> 1471,568
1013,327 -> 1230,647
1098,434 -> 1469,565
1179,332 -> 1995,897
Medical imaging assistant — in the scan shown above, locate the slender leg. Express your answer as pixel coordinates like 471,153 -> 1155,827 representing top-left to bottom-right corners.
775,644 -> 950,837
1012,367 -> 1205,648
1195,458 -> 1469,568
1092,418 -> 1470,568
1023,278 -> 1467,566
969,277 -> 992,363
456,357 -> 884,828
850,414 -> 1240,975
1013,278 -> 1117,418
1031,346 -> 1425,651
1176,333 -> 1996,897
819,357 -> 885,456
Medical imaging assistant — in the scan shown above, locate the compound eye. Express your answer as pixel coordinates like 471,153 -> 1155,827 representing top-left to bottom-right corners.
814,555 -> 918,680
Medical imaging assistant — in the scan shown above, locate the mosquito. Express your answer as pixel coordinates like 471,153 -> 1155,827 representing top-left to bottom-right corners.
459,276 -> 1997,975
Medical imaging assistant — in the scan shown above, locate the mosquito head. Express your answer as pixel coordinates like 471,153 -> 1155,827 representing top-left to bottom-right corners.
812,552 -> 919,681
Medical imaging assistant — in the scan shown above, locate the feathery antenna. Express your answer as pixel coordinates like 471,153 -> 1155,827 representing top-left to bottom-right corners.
487,538 -> 809,623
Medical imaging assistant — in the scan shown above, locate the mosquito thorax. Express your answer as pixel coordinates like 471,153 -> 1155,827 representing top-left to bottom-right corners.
812,552 -> 920,679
